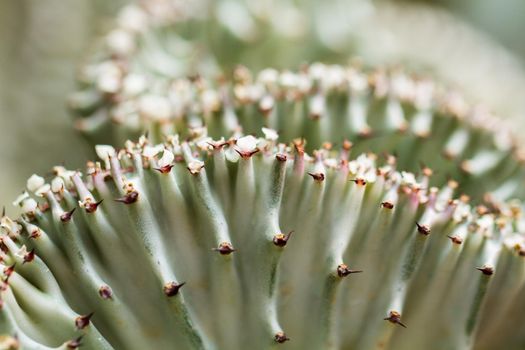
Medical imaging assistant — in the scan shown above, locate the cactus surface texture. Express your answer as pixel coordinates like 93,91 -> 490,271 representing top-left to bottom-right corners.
2,1 -> 525,350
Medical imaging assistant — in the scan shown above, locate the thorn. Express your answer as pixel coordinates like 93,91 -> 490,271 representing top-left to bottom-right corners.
23,249 -> 35,264
476,265 -> 494,276
275,153 -> 287,162
384,311 -> 407,328
29,228 -> 41,239
415,222 -> 430,236
98,285 -> 113,300
85,200 -> 103,214
66,336 -> 83,349
350,178 -> 367,186
273,231 -> 294,247
235,148 -> 260,159
3,264 -> 15,281
164,281 -> 185,297
337,264 -> 363,277
381,201 -> 394,210
114,191 -> 139,204
1,206 -> 5,217
274,332 -> 290,343
75,312 -> 94,330
0,239 -> 8,253
447,235 -> 463,245
307,172 -> 325,182
154,165 -> 174,174
60,208 -> 76,222
212,242 -> 235,255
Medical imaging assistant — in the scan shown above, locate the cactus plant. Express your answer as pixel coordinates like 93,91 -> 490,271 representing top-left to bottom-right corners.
1,129 -> 525,349
2,1 -> 525,350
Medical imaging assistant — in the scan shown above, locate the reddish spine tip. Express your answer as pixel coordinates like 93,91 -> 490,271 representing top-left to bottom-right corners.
307,172 -> 325,182
235,148 -> 260,159
415,222 -> 431,235
60,208 -> 76,222
274,332 -> 290,343
351,178 -> 367,186
447,235 -> 463,245
66,336 -> 83,349
3,264 -> 15,281
273,231 -> 294,247
163,281 -> 186,297
114,191 -> 139,204
337,264 -> 363,278
213,242 -> 236,255
23,249 -> 35,264
381,201 -> 394,209
276,153 -> 287,162
155,165 -> 174,174
476,266 -> 494,276
98,285 -> 113,300
85,200 -> 103,214
29,229 -> 41,239
75,312 -> 94,330
384,311 -> 407,328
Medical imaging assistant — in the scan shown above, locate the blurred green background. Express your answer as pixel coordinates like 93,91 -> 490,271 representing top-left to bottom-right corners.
1,0 -> 524,212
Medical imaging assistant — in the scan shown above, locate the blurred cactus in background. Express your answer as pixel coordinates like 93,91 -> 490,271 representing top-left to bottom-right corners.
2,0 -> 525,349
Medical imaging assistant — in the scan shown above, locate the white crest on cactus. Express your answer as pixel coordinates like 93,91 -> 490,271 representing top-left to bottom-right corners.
26,174 -> 45,192
262,127 -> 278,141
236,135 -> 258,153
158,150 -> 175,168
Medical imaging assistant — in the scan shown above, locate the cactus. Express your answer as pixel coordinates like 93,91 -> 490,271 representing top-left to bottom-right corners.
2,1 -> 525,350
0,129 -> 524,349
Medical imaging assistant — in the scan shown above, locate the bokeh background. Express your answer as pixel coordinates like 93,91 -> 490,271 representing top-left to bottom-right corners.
1,0 -> 525,212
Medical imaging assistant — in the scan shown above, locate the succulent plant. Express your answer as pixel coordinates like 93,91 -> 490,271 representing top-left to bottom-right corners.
0,128 -> 524,349
2,1 -> 525,350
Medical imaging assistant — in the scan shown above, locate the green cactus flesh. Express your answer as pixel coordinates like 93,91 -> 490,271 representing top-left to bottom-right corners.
1,132 -> 524,349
